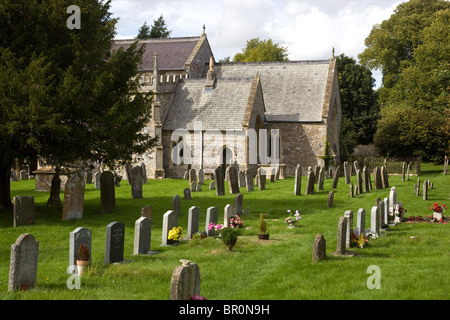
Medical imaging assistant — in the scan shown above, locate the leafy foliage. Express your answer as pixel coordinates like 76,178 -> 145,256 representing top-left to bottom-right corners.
220,227 -> 238,251
233,38 -> 288,62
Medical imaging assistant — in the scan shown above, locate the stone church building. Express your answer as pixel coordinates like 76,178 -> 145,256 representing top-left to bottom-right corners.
112,31 -> 341,179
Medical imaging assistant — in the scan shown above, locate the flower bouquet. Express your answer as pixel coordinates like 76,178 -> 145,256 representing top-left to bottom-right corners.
350,228 -> 369,248
168,226 -> 183,241
208,222 -> 224,237
430,203 -> 447,222
229,215 -> 243,228
285,209 -> 301,227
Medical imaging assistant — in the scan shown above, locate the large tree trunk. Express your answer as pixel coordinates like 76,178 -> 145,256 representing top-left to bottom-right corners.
0,165 -> 12,209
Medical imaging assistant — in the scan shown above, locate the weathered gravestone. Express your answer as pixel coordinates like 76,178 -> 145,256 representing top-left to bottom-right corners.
381,166 -> 389,189
69,227 -> 92,273
93,171 -> 101,189
356,209 -> 366,234
170,260 -> 201,300
327,191 -> 334,208
245,169 -> 254,192
363,166 -> 370,193
423,180 -> 428,200
141,206 -> 152,219
294,165 -> 302,196
317,167 -> 325,191
238,170 -> 246,188
331,165 -> 340,189
100,171 -> 115,214
187,206 -> 200,239
356,169 -> 363,194
257,168 -> 265,191
8,233 -> 39,291
104,222 -> 125,263
198,168 -> 204,185
85,170 -> 93,184
183,171 -> 189,180
305,168 -> 314,195
62,171 -> 85,221
188,169 -> 196,187
373,167 -> 382,190
209,181 -> 215,190
344,162 -> 351,184
173,194 -> 181,217
134,217 -> 152,255
226,166 -> 240,194
402,162 -> 406,181
183,188 -> 191,200
47,173 -> 62,206
389,187 -> 397,214
332,216 -> 356,257
131,165 -> 143,199
349,182 -> 354,198
205,207 -> 219,237
162,210 -> 178,246
234,193 -> 243,215
215,166 -> 225,196
13,196 -> 35,227
141,163 -> 147,184
312,234 -> 326,263
20,169 -> 28,180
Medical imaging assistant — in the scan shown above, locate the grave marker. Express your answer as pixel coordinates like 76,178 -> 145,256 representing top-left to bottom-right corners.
205,207 -> 219,237
162,210 -> 178,246
224,204 -> 233,228
69,227 -> 92,271
13,196 -> 35,227
187,206 -> 199,239
100,171 -> 115,214
8,233 -> 39,291
170,260 -> 201,300
294,165 -> 302,196
215,166 -> 225,196
134,217 -> 152,254
105,222 -> 125,263
226,166 -> 240,194
312,234 -> 326,262
62,171 -> 85,221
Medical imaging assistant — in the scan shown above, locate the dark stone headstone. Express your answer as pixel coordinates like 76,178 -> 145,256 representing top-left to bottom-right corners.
13,196 -> 35,227
104,222 -> 125,263
100,171 -> 115,214
312,234 -> 326,262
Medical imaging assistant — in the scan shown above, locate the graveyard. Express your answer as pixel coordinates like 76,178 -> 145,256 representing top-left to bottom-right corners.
0,162 -> 448,300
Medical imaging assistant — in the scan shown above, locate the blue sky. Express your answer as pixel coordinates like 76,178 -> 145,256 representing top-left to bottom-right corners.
110,0 -> 406,88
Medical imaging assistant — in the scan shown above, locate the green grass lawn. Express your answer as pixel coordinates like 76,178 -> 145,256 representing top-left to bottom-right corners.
0,162 -> 449,300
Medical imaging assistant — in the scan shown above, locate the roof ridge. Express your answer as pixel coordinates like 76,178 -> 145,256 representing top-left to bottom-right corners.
113,36 -> 201,44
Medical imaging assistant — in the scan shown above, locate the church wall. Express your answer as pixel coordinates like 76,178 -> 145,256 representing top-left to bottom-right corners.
265,122 -> 327,176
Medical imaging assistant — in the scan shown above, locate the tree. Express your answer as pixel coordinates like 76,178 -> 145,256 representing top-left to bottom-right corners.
149,15 -> 171,38
233,38 -> 288,62
0,0 -> 157,208
336,54 -> 379,158
136,21 -> 151,39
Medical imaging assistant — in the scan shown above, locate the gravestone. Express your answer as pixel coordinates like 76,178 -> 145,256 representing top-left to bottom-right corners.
381,166 -> 389,189
389,187 -> 397,214
234,194 -> 243,215
105,222 -> 125,263
183,171 -> 189,180
327,191 -> 334,208
170,260 -> 201,300
373,167 -> 382,190
190,180 -> 196,192
356,209 -> 366,234
371,206 -> 380,235
188,169 -> 196,187
276,164 -> 281,180
205,207 -> 219,237
196,182 -> 202,191
173,194 -> 181,216
312,234 -> 326,263
125,163 -> 132,185
69,227 -> 92,271
20,169 -> 28,180
100,171 -> 115,214
331,165 -> 340,189
187,206 -> 200,239
305,168 -> 314,195
62,171 -> 85,221
406,164 -> 410,181
209,181 -> 215,190
349,182 -> 354,198
47,174 -> 61,206
93,171 -> 101,189
257,168 -> 265,191
141,206 -> 152,219
383,198 -> 389,225
162,210 -> 178,246
423,180 -> 428,200
294,165 -> 302,196
356,169 -> 363,194
353,161 -> 359,175
317,167 -> 325,191
130,165 -> 143,199
245,169 -> 254,192
85,170 -> 93,184
402,162 -> 406,181
332,216 -> 356,257
184,188 -> 191,200
226,166 -> 240,194
238,170 -> 246,188
344,162 -> 351,184
134,217 -> 152,254
344,210 -> 353,249
224,204 -> 233,228
8,233 -> 39,291
198,168 -> 204,185
13,196 -> 35,227
215,166 -> 225,196
363,166 -> 370,193
141,163 -> 147,184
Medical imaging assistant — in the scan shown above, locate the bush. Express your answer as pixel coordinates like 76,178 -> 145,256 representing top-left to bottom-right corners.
220,227 -> 238,251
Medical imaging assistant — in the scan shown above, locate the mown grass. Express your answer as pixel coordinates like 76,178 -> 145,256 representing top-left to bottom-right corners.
0,162 -> 448,300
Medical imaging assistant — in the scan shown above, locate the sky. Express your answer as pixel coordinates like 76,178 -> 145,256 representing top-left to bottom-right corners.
110,0 -> 407,88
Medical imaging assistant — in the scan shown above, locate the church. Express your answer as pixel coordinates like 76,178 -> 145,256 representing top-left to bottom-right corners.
112,30 -> 342,179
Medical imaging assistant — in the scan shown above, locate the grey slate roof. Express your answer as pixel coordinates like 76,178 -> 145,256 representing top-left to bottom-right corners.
163,78 -> 255,131
112,37 -> 200,71
214,61 -> 330,122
